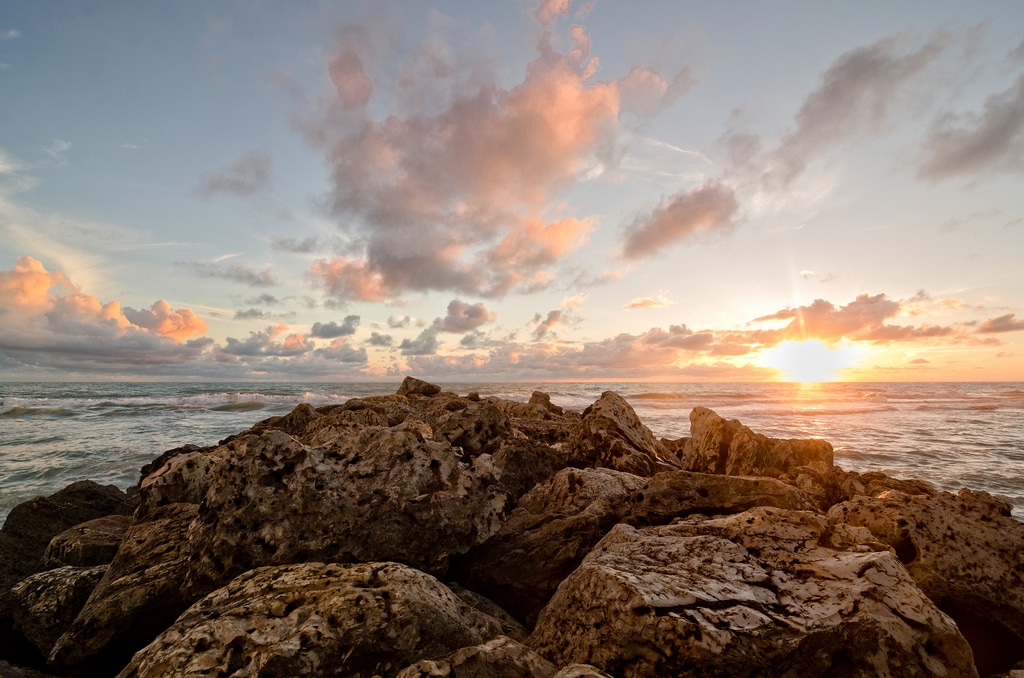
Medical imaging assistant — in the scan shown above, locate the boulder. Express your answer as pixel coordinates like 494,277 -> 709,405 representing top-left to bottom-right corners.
626,471 -> 816,526
0,660 -> 57,677
567,392 -> 680,477
828,488 -> 1024,675
686,407 -> 833,476
117,562 -> 507,678
396,636 -> 557,678
552,666 -> 612,678
185,427 -> 512,588
49,503 -> 198,675
433,402 -> 511,456
41,514 -> 132,568
527,507 -> 977,677
452,467 -> 645,627
136,446 -> 224,520
397,376 -> 442,397
529,391 -> 563,416
444,584 -> 529,642
10,565 -> 107,657
491,439 -> 567,499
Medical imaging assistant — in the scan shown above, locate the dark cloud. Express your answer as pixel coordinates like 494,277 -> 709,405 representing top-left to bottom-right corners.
460,331 -> 486,348
234,308 -> 268,320
387,315 -> 411,329
310,315 -> 361,338
367,332 -> 393,347
272,236 -> 320,253
314,338 -> 368,363
197,150 -> 272,198
221,325 -> 312,357
245,294 -> 281,306
399,329 -> 439,356
918,75 -> 1024,180
976,313 -> 1024,333
182,261 -> 277,287
532,309 -> 563,340
432,299 -> 496,333
622,183 -> 740,259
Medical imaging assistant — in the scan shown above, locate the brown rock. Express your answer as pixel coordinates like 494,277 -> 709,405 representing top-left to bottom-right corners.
828,488 -> 1024,675
626,470 -> 816,526
567,392 -> 680,477
10,565 -> 107,657
117,562 -> 508,678
434,402 -> 511,456
49,503 -> 198,675
528,391 -> 563,416
41,515 -> 132,568
686,407 -> 833,476
491,439 -> 567,500
528,508 -> 977,677
452,467 -> 645,627
552,666 -> 612,678
396,636 -> 557,678
397,376 -> 442,397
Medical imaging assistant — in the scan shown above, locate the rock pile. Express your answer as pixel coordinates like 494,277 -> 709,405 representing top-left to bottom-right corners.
1,377 -> 1022,677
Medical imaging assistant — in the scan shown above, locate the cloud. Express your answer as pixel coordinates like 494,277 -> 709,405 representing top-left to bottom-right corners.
303,9 -> 683,301
431,299 -> 497,333
751,293 -> 902,341
532,309 -> 563,339
975,313 -> 1024,333
183,261 -> 277,287
367,332 -> 393,347
221,324 -> 312,357
234,308 -> 268,320
44,139 -> 72,167
0,256 -> 210,369
272,236 -> 321,253
387,315 -> 412,329
316,337 -> 368,363
616,66 -> 696,118
0,29 -> 18,40
245,294 -> 281,306
399,329 -> 440,355
624,294 -> 672,309
197,150 -> 272,198
561,292 -> 587,309
534,0 -> 570,26
621,182 -> 740,259
310,315 -> 361,338
1008,39 -> 1024,64
918,75 -> 1024,180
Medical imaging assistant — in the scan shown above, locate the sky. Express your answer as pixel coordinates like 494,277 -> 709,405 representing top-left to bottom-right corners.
1,0 -> 1023,382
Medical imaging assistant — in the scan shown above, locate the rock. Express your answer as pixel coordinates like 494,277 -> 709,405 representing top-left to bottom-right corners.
529,391 -> 563,416
452,467 -> 645,627
491,439 -> 567,500
136,446 -> 224,520
396,636 -> 557,678
0,481 -> 128,665
0,660 -> 57,677
552,666 -> 612,678
397,376 -> 442,397
138,444 -> 209,484
186,427 -> 512,589
626,470 -> 816,526
49,503 -> 198,675
509,416 -> 577,447
117,562 -> 507,678
828,488 -> 1024,675
567,392 -> 680,477
41,515 -> 132,568
686,407 -> 833,477
445,584 -> 529,642
527,507 -> 977,677
10,565 -> 108,657
434,402 -> 511,456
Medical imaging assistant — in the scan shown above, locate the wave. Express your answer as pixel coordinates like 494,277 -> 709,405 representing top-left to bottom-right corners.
209,400 -> 268,412
0,406 -> 75,419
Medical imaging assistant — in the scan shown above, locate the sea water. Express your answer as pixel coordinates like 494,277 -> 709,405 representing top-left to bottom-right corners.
2,381 -> 1022,525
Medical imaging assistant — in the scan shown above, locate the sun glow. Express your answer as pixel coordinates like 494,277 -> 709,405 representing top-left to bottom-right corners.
757,339 -> 861,382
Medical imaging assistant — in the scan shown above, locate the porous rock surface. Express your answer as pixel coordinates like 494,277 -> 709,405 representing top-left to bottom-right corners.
117,561 -> 507,678
10,565 -> 108,657
527,507 -> 978,677
396,635 -> 557,678
41,514 -> 132,569
567,391 -> 680,476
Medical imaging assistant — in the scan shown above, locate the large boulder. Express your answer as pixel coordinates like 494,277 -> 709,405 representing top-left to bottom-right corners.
567,392 -> 680,477
49,503 -> 198,675
40,514 -> 132,568
527,507 -> 977,677
10,565 -> 108,657
117,562 -> 507,678
396,636 -> 557,678
396,376 -> 442,397
685,407 -> 833,476
0,481 -> 128,665
828,488 -> 1024,675
185,426 -> 512,589
452,467 -> 646,627
626,470 -> 816,526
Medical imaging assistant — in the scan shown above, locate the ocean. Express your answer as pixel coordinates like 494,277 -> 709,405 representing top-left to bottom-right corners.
2,381 -> 1022,525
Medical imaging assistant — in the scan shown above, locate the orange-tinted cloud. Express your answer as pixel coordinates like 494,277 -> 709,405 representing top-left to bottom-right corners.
976,313 -> 1024,333
123,300 -> 208,341
0,255 -> 75,312
432,299 -> 497,333
622,182 -> 740,259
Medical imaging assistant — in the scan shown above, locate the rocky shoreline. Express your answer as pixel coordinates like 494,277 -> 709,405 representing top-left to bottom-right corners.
1,376 -> 1022,677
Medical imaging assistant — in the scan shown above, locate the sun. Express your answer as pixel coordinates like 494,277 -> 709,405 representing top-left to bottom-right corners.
757,339 -> 860,382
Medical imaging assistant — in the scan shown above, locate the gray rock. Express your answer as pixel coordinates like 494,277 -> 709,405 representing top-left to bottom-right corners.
117,562 -> 508,678
528,507 -> 977,677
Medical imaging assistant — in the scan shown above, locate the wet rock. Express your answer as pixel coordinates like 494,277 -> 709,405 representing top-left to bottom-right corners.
117,562 -> 507,678
186,427 -> 512,588
10,565 -> 107,657
453,467 -> 645,627
41,514 -> 132,568
396,636 -> 557,678
828,488 -> 1024,675
528,507 -> 976,677
626,470 -> 816,525
686,407 -> 833,477
397,376 -> 442,397
567,392 -> 680,477
49,503 -> 198,675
